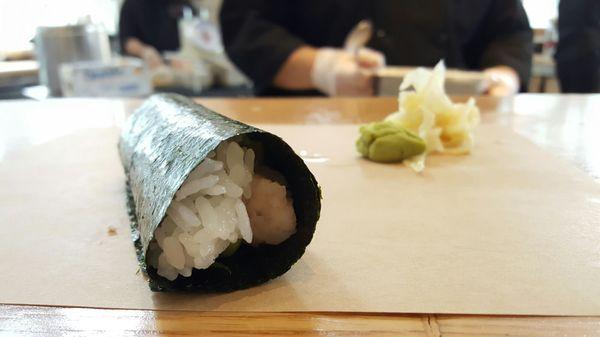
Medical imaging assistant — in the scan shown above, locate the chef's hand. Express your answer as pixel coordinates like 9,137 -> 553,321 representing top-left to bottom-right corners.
141,46 -> 164,69
483,66 -> 520,96
311,48 -> 385,96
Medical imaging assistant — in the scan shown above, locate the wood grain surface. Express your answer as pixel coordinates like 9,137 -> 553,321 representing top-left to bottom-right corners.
0,60 -> 38,79
2,304 -> 600,336
1,94 -> 599,336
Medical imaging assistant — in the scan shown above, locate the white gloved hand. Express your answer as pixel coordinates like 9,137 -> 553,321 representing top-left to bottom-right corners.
311,47 -> 385,96
141,47 -> 164,69
483,66 -> 520,96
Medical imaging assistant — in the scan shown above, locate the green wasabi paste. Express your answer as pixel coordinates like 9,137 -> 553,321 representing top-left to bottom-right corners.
356,121 -> 426,163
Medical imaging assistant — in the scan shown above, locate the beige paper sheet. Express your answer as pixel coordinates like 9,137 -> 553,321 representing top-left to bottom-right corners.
1,123 -> 599,315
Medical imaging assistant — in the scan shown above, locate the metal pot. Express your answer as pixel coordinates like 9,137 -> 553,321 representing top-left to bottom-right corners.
35,24 -> 111,96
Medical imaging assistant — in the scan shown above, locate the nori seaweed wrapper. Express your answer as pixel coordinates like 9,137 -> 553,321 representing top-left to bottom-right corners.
119,93 -> 321,292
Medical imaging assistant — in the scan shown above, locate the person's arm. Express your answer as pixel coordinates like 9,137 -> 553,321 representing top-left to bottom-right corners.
483,65 -> 520,96
123,37 -> 164,68
273,46 -> 386,91
479,0 -> 533,94
118,0 -> 140,55
220,0 -> 385,95
122,37 -> 146,58
272,46 -> 317,90
220,0 -> 306,93
251,42 -> 386,96
118,0 -> 164,68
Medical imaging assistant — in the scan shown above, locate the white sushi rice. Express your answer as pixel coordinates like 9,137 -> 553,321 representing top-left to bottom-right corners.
149,140 -> 297,281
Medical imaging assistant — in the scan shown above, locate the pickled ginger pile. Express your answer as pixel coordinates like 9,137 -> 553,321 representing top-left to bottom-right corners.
357,61 -> 480,172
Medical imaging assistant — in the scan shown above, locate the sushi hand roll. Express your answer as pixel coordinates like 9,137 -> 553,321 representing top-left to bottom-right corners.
119,94 -> 321,292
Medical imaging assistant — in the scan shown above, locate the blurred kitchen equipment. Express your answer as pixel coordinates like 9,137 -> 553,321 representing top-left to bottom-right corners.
375,67 -> 487,96
35,24 -> 110,96
178,7 -> 248,87
59,57 -> 151,97
341,21 -> 486,95
159,53 -> 212,91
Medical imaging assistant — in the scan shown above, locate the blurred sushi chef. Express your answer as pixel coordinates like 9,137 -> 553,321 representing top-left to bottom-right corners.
119,0 -> 195,68
220,0 -> 533,97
